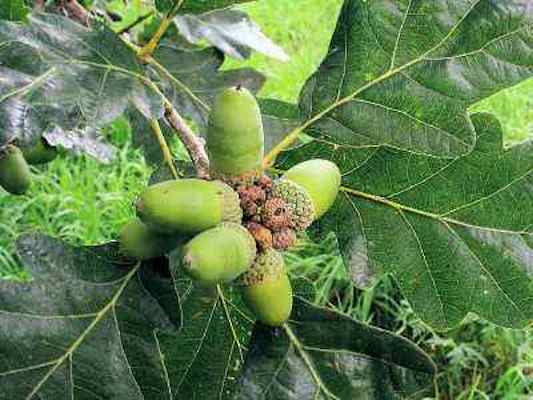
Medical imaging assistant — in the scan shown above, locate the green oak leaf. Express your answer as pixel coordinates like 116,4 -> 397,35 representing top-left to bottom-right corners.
234,296 -> 436,400
293,0 -> 533,158
278,112 -> 533,330
166,251 -> 254,399
0,234 -> 182,399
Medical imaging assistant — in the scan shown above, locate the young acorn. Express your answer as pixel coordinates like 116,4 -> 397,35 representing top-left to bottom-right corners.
119,219 -> 182,261
273,159 -> 341,230
207,86 -> 264,184
181,222 -> 256,286
136,179 -> 242,234
240,249 -> 293,327
0,145 -> 31,195
21,137 -> 58,165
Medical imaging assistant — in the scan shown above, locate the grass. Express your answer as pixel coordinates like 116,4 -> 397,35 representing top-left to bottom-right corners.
1,0 -> 532,398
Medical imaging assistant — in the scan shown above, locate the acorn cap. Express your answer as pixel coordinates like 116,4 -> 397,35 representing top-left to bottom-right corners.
272,179 -> 315,231
240,248 -> 284,286
212,180 -> 243,224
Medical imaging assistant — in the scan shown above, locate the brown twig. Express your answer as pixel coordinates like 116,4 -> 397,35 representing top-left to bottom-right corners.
64,0 -> 90,26
164,103 -> 210,179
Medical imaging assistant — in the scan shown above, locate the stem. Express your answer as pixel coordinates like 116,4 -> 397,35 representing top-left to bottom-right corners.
138,17 -> 172,59
164,103 -> 210,179
117,11 -> 155,35
137,0 -> 184,59
64,0 -> 91,26
150,119 -> 179,179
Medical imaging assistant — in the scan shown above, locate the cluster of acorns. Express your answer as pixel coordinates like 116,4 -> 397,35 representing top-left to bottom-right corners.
0,138 -> 58,195
119,86 -> 341,327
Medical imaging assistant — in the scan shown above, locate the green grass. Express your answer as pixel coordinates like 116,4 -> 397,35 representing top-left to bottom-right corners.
1,0 -> 532,397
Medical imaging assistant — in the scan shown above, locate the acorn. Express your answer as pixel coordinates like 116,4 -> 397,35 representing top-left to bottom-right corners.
119,219 -> 182,260
244,221 -> 273,250
207,86 -> 264,184
240,249 -> 293,327
282,159 -> 341,219
272,228 -> 297,251
136,179 -> 242,234
0,145 -> 31,195
21,137 -> 58,165
261,197 -> 294,232
181,222 -> 256,285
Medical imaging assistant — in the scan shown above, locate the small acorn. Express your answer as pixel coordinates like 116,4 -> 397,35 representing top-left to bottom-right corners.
136,179 -> 242,234
283,159 -> 341,219
244,221 -> 273,250
0,145 -> 31,195
181,222 -> 256,285
261,197 -> 294,231
21,137 -> 58,165
240,249 -> 293,327
119,219 -> 182,260
272,228 -> 297,251
207,86 -> 264,183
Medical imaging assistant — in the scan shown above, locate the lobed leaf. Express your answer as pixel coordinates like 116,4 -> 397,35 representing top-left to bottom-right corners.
289,0 -> 533,158
235,297 -> 436,400
279,112 -> 533,330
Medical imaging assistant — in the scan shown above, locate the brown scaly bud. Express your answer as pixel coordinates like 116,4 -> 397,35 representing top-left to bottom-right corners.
272,228 -> 297,251
238,185 -> 266,205
257,175 -> 273,191
261,197 -> 293,232
242,201 -> 259,218
245,222 -> 273,250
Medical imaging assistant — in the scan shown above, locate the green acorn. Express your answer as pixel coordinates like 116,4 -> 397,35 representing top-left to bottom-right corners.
282,159 -> 341,219
0,145 -> 31,195
181,223 -> 256,285
240,249 -> 293,327
119,219 -> 182,261
207,86 -> 264,183
136,179 -> 242,234
21,137 -> 58,165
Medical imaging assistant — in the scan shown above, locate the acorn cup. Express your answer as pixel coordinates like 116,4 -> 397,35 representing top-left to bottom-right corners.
240,249 -> 293,327
181,222 -> 257,286
207,86 -> 264,184
119,219 -> 183,261
0,144 -> 31,195
21,137 -> 58,165
136,179 -> 242,234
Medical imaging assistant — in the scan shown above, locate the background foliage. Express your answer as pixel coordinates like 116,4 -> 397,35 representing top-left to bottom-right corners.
0,0 -> 532,398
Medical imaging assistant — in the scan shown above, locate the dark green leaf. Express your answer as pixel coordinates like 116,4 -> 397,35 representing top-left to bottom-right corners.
174,9 -> 288,61
259,98 -> 303,153
295,0 -> 533,158
279,113 -> 533,330
0,14 -> 162,154
166,251 -> 254,399
0,234 -> 183,399
235,297 -> 436,399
